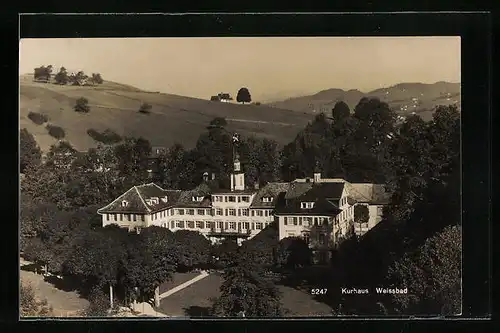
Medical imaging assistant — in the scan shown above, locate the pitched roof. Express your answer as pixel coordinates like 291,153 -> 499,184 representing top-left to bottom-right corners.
275,194 -> 341,216
275,182 -> 344,216
250,182 -> 289,208
345,183 -> 391,205
175,182 -> 218,208
97,183 -> 181,214
284,182 -> 313,199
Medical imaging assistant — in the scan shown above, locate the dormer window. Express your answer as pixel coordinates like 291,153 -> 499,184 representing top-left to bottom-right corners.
121,200 -> 129,207
160,196 -> 168,203
150,197 -> 159,205
145,199 -> 152,206
262,197 -> 273,203
192,196 -> 204,202
301,202 -> 314,209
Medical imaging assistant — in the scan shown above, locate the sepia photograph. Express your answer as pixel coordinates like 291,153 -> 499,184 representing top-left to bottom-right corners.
19,36 -> 461,318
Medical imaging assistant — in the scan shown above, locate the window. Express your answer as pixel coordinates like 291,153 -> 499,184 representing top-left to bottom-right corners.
216,196 -> 223,202
224,196 -> 228,202
119,214 -> 123,221
303,233 -> 310,244
314,217 -> 318,226
171,221 -> 175,228
197,209 -> 205,215
319,233 -> 326,245
229,222 -> 236,229
228,196 -> 236,202
256,223 -> 263,230
229,209 -> 236,216
262,197 -> 273,203
175,221 -> 182,228
284,217 -> 288,225
177,209 -> 185,215
141,215 -> 145,222
242,196 -> 250,202
244,222 -> 250,230
121,200 -> 128,207
178,221 -> 185,228
206,221 -> 215,229
133,214 -> 137,222
298,217 -> 302,225
125,214 -> 130,221
242,209 -> 249,216
251,211 -> 255,216
187,221 -> 195,228
161,196 -> 168,203
217,221 -> 224,229
257,210 -> 263,217
301,202 -> 314,209
196,221 -> 204,229
224,222 -> 229,229
251,223 -> 255,230
112,214 -> 117,221
265,210 -> 269,217
105,214 -> 109,221
187,209 -> 195,215
293,217 -> 298,225
216,208 -> 223,216
237,196 -> 241,203
237,209 -> 241,216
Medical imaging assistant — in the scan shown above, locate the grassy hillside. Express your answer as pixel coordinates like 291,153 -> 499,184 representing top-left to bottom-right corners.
20,75 -> 311,153
267,82 -> 461,121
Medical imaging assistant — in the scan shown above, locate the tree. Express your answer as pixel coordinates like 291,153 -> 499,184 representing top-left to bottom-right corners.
331,101 -> 351,122
385,225 -> 461,315
91,73 -> 104,84
33,65 -> 53,82
239,222 -> 279,267
354,205 -> 369,227
173,230 -> 212,271
20,281 -> 53,317
276,237 -> 312,269
54,67 -> 69,85
211,238 -> 240,269
20,128 -> 42,173
236,87 -> 252,104
69,71 -> 88,86
211,259 -> 285,317
121,228 -> 177,303
82,286 -> 112,317
74,97 -> 90,113
138,102 -> 152,114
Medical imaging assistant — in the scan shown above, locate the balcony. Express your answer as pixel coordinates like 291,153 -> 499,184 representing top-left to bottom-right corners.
208,227 -> 252,238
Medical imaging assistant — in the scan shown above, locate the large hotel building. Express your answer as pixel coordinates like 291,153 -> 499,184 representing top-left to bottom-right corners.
98,154 -> 390,262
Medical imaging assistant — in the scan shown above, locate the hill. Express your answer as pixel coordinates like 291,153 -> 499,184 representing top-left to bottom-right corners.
267,82 -> 461,121
20,74 -> 312,153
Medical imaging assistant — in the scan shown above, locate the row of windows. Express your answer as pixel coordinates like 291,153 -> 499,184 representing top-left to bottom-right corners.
283,216 -> 331,226
212,195 -> 251,203
106,213 -> 144,222
166,220 -> 269,230
213,208 -> 273,217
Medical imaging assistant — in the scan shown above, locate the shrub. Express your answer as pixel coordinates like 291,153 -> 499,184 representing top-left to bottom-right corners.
46,124 -> 65,139
255,102 -> 261,106
27,112 -> 49,125
138,102 -> 152,114
87,128 -> 122,144
74,97 -> 90,113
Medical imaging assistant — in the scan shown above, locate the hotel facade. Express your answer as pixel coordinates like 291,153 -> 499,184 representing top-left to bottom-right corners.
98,156 -> 390,257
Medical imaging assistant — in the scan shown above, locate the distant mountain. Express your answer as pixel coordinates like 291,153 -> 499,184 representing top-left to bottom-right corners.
267,82 -> 461,121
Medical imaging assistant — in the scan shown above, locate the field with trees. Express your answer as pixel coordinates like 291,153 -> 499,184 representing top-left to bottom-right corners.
20,74 -> 310,153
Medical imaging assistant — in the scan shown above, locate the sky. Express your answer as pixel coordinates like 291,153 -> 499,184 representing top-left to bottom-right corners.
19,37 -> 460,102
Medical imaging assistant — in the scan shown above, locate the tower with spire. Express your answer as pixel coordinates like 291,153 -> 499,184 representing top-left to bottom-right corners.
230,133 -> 245,191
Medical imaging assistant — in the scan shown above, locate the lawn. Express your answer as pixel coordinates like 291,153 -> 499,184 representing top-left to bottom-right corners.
156,272 -> 333,317
159,271 -> 200,294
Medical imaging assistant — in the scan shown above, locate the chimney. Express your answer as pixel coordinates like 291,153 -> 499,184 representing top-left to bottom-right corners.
212,173 -> 216,180
313,172 -> 321,183
254,183 -> 259,190
203,172 -> 209,182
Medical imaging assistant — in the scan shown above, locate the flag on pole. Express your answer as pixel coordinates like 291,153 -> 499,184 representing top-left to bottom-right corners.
232,133 -> 240,143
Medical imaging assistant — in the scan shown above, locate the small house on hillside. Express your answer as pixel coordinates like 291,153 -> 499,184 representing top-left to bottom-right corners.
211,93 -> 233,103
